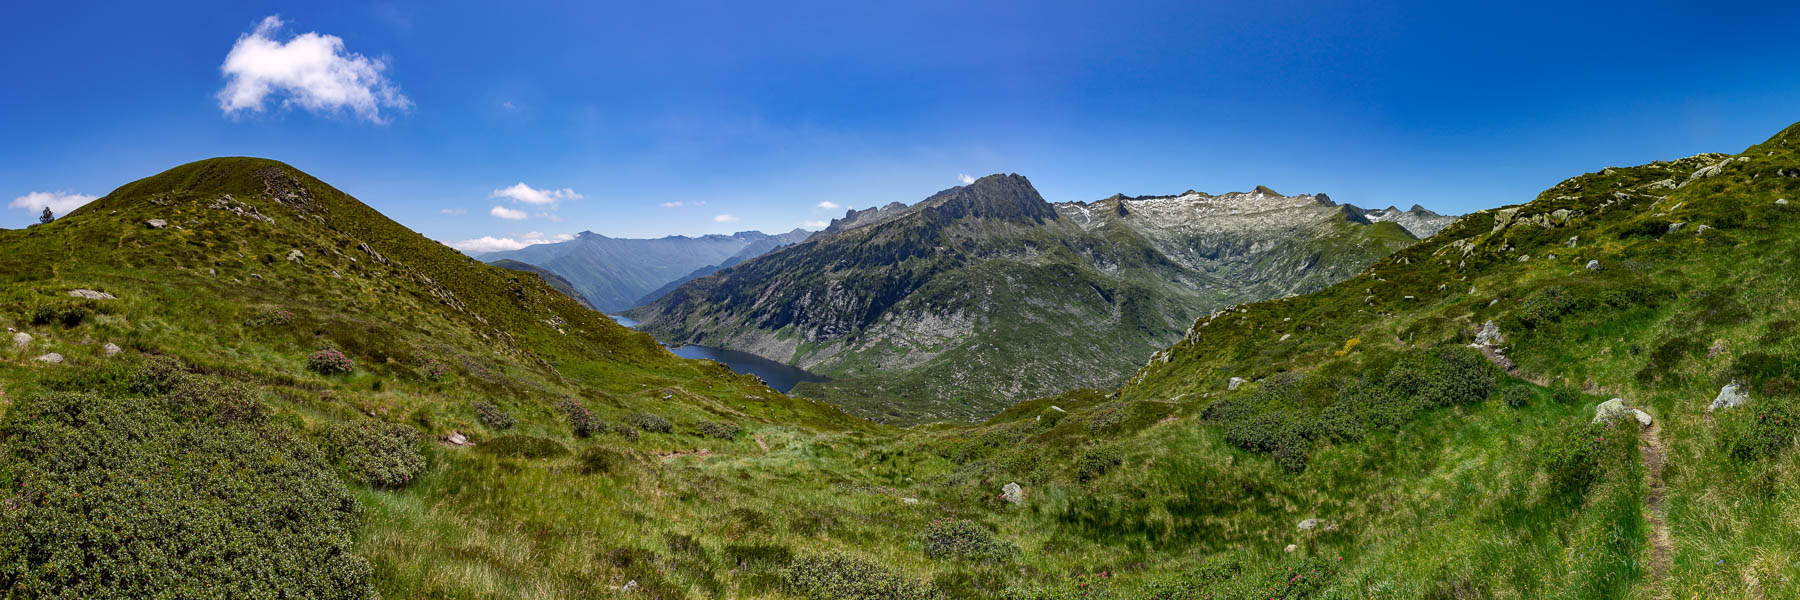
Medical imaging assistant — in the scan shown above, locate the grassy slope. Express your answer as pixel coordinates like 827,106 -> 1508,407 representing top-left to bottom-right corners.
3,119 -> 1797,600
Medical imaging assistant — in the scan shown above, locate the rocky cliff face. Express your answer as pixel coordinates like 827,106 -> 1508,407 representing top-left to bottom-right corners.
631,175 -> 1438,423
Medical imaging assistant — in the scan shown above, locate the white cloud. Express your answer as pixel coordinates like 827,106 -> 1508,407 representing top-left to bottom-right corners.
9,191 -> 98,216
801,220 -> 830,229
501,100 -> 516,110
217,15 -> 412,123
447,232 -> 573,253
439,208 -> 467,215
535,212 -> 564,222
490,182 -> 581,206
660,201 -> 685,208
958,173 -> 976,184
490,205 -> 528,220
816,201 -> 840,209
713,214 -> 740,223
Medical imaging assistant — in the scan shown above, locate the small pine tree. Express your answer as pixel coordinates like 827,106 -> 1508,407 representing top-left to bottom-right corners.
38,207 -> 54,224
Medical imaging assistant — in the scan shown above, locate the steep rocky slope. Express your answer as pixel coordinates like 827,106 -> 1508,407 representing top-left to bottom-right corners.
488,258 -> 596,309
631,174 -> 1431,423
480,228 -> 812,312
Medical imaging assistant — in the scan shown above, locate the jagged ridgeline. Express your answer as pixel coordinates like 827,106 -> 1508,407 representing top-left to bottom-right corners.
632,174 -> 1440,424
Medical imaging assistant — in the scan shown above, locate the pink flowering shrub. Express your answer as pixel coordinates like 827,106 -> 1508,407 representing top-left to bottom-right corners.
307,349 -> 354,375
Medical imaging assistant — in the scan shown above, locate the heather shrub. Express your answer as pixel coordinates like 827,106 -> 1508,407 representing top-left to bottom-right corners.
245,306 -> 295,327
0,391 -> 374,598
697,420 -> 741,440
420,358 -> 451,382
1499,384 -> 1534,408
783,552 -> 943,600
480,434 -> 570,459
1540,425 -> 1607,498
1075,445 -> 1122,482
921,518 -> 1019,562
329,420 -> 426,488
472,400 -> 514,430
1718,398 -> 1800,461
307,348 -> 354,375
558,398 -> 604,437
612,422 -> 641,441
627,412 -> 673,433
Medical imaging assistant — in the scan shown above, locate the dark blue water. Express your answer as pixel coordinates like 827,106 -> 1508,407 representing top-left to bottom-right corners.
608,314 -> 828,393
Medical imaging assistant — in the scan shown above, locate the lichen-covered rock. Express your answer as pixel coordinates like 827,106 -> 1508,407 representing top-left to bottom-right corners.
146,219 -> 167,229
102,342 -> 121,356
10,332 -> 30,349
1593,398 -> 1652,427
67,289 -> 116,300
1707,383 -> 1750,414
1228,377 -> 1246,391
35,353 -> 63,364
1585,260 -> 1600,271
1001,482 -> 1024,505
1474,320 -> 1503,346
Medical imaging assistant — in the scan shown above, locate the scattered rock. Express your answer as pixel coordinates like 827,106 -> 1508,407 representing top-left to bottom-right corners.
146,219 -> 167,229
1049,405 -> 1066,413
1285,544 -> 1298,553
1279,333 -> 1292,341
1593,398 -> 1652,427
67,289 -> 116,300
902,497 -> 920,505
1474,321 -> 1504,347
1298,518 -> 1319,531
1001,482 -> 1024,505
1708,383 -> 1750,414
1566,236 -> 1579,248
102,343 -> 121,356
1551,209 -> 1573,224
445,432 -> 473,446
35,353 -> 63,364
1707,339 -> 1727,359
1694,224 -> 1711,234
287,249 -> 304,261
1778,198 -> 1789,205
1228,377 -> 1246,391
1585,260 -> 1600,271
10,332 -> 30,349
1667,222 -> 1685,234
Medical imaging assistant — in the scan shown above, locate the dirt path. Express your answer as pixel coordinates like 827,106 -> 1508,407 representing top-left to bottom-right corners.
1639,417 -> 1673,597
1473,342 -> 1548,387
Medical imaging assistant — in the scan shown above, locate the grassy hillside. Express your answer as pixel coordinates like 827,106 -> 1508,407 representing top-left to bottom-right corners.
2,116 -> 1797,600
490,258 -> 598,309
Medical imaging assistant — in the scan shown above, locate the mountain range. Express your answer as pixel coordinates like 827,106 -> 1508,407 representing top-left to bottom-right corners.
3,121 -> 1799,598
630,174 -> 1445,423
479,228 -> 812,312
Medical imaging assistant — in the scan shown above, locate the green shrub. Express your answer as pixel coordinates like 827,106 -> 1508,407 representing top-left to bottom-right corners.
1551,386 -> 1581,405
472,400 -> 514,430
612,422 -> 641,441
1499,384 -> 1534,408
328,420 -> 426,488
783,552 -> 943,600
697,420 -> 741,440
921,518 -> 1019,562
557,398 -> 604,437
479,434 -> 570,459
1540,425 -> 1606,498
1513,286 -> 1580,329
244,306 -> 295,327
627,412 -> 673,434
1719,398 -> 1800,461
725,543 -> 795,570
578,446 -> 629,474
25,297 -> 104,327
1075,446 -> 1122,482
0,391 -> 374,598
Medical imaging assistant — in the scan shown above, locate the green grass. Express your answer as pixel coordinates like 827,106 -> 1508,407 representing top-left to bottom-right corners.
3,120 -> 1800,598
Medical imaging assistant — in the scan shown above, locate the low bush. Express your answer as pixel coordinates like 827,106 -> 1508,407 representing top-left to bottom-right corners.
25,297 -> 105,327
921,518 -> 1019,562
472,400 -> 514,430
307,348 -> 354,375
420,359 -> 451,382
244,306 -> 295,327
1719,398 -> 1800,462
725,543 -> 795,570
697,420 -> 741,440
1539,425 -> 1607,499
1551,386 -> 1582,405
1074,446 -> 1122,482
328,420 -> 426,488
557,398 -> 604,437
480,434 -> 570,459
0,390 -> 374,598
783,552 -> 942,600
1499,384 -> 1534,408
612,423 -> 641,441
627,412 -> 673,434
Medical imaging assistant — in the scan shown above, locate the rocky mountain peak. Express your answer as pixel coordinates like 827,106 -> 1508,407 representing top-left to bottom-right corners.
919,173 -> 1056,224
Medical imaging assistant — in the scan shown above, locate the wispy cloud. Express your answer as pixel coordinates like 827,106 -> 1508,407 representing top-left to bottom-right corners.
713,214 -> 740,223
447,232 -> 573,253
490,205 -> 527,220
958,173 -> 976,185
8,191 -> 98,216
491,182 -> 581,206
816,201 -> 840,209
660,201 -> 685,208
217,15 -> 411,123
801,220 -> 830,229
439,208 -> 467,215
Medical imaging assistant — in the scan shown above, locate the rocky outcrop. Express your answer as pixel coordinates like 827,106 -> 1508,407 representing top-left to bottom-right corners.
1593,398 -> 1652,427
1707,383 -> 1749,414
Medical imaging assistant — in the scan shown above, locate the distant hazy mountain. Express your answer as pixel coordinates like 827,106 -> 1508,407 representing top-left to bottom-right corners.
479,229 -> 812,312
631,174 -> 1446,423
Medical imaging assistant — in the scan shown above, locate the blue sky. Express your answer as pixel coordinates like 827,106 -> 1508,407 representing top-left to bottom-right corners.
4,1 -> 1798,251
